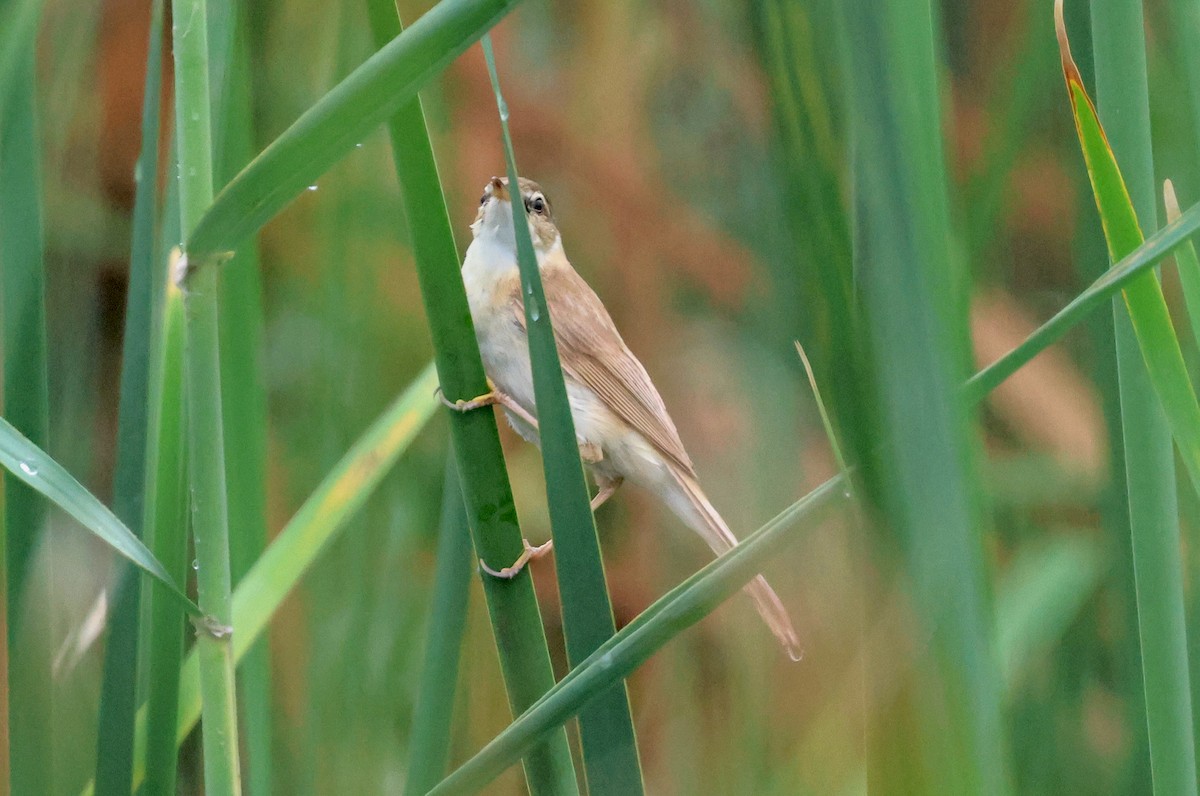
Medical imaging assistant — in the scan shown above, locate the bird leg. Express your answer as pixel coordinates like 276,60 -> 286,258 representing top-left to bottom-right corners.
436,380 -> 539,429
479,537 -> 554,579
591,476 -> 623,511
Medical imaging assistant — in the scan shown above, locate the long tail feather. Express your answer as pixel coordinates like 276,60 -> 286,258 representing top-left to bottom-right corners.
663,467 -> 802,661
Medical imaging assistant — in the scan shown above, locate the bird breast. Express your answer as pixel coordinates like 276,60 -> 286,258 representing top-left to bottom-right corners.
459,239 -> 666,487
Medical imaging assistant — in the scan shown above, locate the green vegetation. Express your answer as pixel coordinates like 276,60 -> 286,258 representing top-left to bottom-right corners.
5,0 -> 1200,793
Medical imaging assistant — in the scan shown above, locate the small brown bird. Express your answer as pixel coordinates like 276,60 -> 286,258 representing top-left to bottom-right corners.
447,175 -> 800,660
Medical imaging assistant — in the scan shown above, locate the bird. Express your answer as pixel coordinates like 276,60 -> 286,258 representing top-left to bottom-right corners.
443,175 -> 801,661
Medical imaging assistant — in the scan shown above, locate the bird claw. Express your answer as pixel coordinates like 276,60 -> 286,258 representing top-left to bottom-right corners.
436,381 -> 499,413
479,538 -> 554,579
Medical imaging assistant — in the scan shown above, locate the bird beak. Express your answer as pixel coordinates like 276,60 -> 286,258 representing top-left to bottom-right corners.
489,175 -> 508,201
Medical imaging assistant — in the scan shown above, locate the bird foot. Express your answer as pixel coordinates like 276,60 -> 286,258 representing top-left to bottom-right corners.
479,538 -> 554,579
436,380 -> 499,413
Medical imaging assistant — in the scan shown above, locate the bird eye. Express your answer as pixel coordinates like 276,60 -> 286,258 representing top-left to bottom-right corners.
479,191 -> 488,207
529,195 -> 546,215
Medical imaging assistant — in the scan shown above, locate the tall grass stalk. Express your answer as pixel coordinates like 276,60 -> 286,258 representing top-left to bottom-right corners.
214,15 -> 272,792
843,0 -> 1008,792
113,366 -> 438,794
362,7 -> 577,792
94,0 -> 167,785
141,250 -> 189,796
1065,1 -> 1151,786
0,36 -> 49,796
171,0 -> 240,786
1087,1 -> 1199,791
402,459 -> 473,796
482,34 -> 644,795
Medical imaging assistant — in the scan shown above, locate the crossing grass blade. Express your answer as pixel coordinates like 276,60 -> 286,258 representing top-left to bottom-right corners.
184,0 -> 526,265
482,33 -> 645,796
0,419 -> 196,614
360,7 -> 577,793
429,477 -> 851,795
965,199 -> 1200,403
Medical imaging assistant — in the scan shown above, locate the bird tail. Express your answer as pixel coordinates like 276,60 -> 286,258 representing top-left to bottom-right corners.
663,467 -> 802,661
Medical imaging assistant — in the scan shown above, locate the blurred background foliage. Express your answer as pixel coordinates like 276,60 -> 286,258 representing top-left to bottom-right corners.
11,0 -> 1200,792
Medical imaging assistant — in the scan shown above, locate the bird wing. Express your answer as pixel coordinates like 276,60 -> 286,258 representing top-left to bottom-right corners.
508,252 -> 695,475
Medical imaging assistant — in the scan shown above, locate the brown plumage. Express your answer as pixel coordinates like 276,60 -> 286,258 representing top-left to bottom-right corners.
458,176 -> 801,660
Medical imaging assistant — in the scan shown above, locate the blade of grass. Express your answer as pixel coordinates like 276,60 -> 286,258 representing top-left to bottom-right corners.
1058,4 -> 1200,792
1163,181 -> 1200,350
403,458 -> 473,796
361,4 -> 576,792
1,35 -> 49,796
1059,3 -> 1200,497
482,34 -> 644,795
0,16 -> 49,645
171,0 -> 241,784
141,250 -> 189,796
1164,178 -> 1200,773
843,0 -> 1008,791
94,0 -> 168,785
214,13 -> 272,793
111,364 -> 440,795
429,476 -> 850,795
1069,3 -> 1150,786
184,0 -> 525,265
0,419 -> 196,613
965,199 -> 1200,403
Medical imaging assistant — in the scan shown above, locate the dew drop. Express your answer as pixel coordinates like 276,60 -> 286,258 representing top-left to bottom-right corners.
18,461 -> 37,476
307,184 -> 319,192
355,142 -> 363,149
192,559 -> 199,570
530,306 -> 540,322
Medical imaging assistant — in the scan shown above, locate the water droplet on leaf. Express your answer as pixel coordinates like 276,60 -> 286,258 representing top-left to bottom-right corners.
18,462 -> 37,476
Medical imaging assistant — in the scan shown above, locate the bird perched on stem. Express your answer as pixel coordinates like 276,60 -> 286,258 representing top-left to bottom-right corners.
443,175 -> 801,661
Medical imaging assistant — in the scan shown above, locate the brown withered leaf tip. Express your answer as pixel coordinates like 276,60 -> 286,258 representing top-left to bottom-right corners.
1053,0 -> 1110,149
